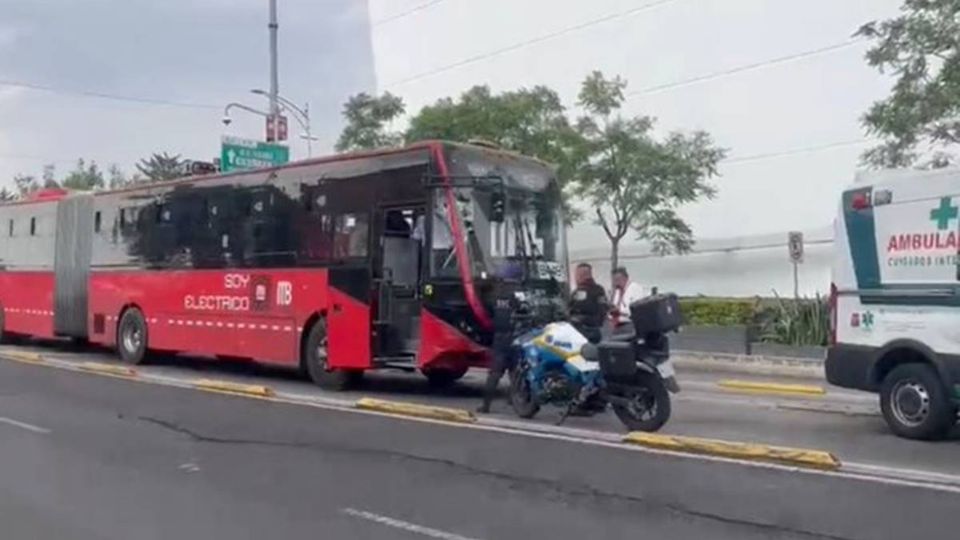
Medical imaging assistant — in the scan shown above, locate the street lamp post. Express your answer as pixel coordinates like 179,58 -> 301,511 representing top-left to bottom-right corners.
268,0 -> 280,142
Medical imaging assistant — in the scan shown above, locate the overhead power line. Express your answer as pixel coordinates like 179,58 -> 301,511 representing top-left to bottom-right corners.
373,0 -> 448,26
629,39 -> 864,97
0,79 -> 219,110
724,139 -> 869,165
384,0 -> 681,88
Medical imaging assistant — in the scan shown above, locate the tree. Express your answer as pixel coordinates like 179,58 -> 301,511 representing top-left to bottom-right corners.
107,164 -> 139,190
61,159 -> 104,191
572,71 -> 725,270
334,92 -> 405,152
136,152 -> 184,182
12,174 -> 38,197
857,0 -> 960,168
405,85 -> 584,197
0,187 -> 14,201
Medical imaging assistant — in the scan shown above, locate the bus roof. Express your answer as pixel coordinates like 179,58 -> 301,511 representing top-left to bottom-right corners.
0,140 -> 556,206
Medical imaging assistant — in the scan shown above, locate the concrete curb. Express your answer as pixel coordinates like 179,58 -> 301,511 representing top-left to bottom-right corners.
0,350 -> 44,364
355,398 -> 476,424
622,432 -> 841,471
193,379 -> 275,398
675,351 -> 824,379
78,362 -> 137,378
717,379 -> 825,397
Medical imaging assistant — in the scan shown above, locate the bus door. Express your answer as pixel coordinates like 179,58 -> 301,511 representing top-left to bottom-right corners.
374,205 -> 425,358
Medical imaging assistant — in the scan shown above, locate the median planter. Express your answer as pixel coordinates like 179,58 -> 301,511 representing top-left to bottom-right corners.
748,342 -> 826,360
672,325 -> 751,355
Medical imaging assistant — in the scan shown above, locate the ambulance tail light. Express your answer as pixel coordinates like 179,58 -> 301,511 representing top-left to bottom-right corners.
828,283 -> 838,346
850,192 -> 872,210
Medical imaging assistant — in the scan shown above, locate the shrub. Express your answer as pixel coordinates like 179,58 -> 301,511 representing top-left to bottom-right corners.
758,293 -> 829,347
679,298 -> 757,327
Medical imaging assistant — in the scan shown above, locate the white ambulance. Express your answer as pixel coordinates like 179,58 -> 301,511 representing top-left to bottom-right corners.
828,168 -> 960,440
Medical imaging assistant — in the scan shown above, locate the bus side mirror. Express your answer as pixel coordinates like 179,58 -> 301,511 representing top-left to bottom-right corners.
491,192 -> 506,223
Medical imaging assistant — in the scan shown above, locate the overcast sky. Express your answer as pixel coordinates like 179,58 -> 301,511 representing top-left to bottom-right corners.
369,0 -> 905,243
1,0 -> 909,246
0,0 -> 374,189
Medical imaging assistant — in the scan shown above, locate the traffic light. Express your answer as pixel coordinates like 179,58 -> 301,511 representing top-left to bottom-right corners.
490,191 -> 506,222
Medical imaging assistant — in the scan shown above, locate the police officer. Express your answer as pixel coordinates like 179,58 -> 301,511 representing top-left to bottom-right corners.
568,262 -> 608,343
477,266 -> 526,414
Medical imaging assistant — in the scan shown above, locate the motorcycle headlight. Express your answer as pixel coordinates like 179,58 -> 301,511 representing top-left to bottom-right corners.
580,343 -> 598,361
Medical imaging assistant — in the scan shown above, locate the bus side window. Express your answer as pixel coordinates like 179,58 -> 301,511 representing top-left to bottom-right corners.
334,213 -> 369,259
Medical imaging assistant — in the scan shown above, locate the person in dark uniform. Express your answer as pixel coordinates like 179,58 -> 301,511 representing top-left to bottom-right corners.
568,262 -> 608,343
477,264 -> 527,414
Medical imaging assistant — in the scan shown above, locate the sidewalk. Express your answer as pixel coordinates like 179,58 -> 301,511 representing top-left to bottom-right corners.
675,349 -> 824,380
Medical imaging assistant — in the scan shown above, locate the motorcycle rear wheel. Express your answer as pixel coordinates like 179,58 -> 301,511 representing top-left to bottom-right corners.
611,370 -> 671,432
509,368 -> 540,419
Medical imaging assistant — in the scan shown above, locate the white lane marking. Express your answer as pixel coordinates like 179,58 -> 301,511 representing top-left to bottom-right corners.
341,508 -> 482,540
0,416 -> 51,434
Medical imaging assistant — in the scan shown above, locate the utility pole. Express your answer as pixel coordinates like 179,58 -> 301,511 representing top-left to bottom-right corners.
268,0 -> 280,142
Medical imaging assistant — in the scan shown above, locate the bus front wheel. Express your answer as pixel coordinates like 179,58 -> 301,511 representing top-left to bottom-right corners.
303,320 -> 360,391
117,308 -> 148,365
423,366 -> 469,388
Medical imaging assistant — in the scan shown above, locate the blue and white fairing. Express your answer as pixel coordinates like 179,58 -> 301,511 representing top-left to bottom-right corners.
514,321 -> 600,381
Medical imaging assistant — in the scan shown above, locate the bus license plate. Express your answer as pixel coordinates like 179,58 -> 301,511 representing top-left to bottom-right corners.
657,359 -> 676,379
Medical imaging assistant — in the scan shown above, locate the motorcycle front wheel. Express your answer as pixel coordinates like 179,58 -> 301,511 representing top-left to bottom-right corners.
611,370 -> 671,432
509,367 -> 540,419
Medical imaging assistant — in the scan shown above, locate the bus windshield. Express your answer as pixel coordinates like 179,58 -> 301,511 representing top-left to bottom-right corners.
444,146 -> 567,283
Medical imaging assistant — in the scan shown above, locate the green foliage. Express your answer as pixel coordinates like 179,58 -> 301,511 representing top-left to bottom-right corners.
679,298 -> 756,326
13,173 -> 38,196
857,0 -> 960,168
61,159 -> 104,191
758,293 -> 830,347
405,84 -> 584,220
136,152 -> 183,182
572,71 -> 725,268
336,73 -> 724,266
335,92 -> 405,152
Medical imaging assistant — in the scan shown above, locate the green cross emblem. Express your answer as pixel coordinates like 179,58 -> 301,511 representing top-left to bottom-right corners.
930,197 -> 958,230
862,311 -> 874,329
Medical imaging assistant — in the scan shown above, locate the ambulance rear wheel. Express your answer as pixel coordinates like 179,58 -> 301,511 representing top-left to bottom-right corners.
880,363 -> 956,440
117,308 -> 148,365
304,320 -> 360,391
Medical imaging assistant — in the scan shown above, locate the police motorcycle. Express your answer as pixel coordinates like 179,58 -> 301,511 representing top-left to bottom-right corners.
508,294 -> 682,432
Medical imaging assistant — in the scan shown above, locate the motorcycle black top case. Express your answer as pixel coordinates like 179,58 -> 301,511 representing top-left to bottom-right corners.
629,294 -> 682,335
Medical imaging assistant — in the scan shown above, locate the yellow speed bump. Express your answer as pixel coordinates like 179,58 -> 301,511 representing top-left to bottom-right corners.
356,398 -> 476,424
1,350 -> 44,364
623,432 -> 840,471
717,379 -> 825,397
79,362 -> 137,377
193,379 -> 274,398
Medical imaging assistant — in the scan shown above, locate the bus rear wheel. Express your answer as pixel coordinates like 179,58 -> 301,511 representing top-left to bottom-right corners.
303,320 -> 360,391
117,308 -> 148,365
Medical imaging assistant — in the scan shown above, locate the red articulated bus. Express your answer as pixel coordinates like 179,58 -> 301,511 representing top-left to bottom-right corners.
0,141 -> 569,389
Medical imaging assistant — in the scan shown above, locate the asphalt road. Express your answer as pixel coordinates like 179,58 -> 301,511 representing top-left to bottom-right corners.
6,339 -> 959,478
1,358 -> 959,539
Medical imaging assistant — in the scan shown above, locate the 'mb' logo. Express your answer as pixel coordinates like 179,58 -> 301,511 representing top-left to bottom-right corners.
276,281 -> 293,307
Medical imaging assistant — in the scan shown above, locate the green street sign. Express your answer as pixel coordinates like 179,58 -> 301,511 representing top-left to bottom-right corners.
220,136 -> 289,172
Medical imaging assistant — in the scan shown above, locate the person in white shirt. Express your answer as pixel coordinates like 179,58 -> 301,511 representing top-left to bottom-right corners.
412,195 -> 456,276
609,267 -> 645,330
